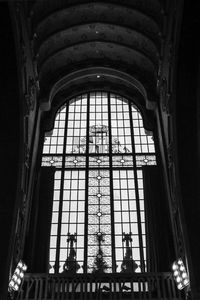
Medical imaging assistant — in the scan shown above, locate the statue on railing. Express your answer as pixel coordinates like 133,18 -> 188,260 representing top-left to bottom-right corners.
121,232 -> 138,273
92,232 -> 109,274
63,233 -> 80,273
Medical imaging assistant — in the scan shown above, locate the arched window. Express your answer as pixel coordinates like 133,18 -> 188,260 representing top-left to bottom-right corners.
41,92 -> 156,274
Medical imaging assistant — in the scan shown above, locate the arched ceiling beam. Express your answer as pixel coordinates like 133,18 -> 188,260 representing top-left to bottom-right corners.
38,41 -> 157,95
34,3 -> 161,48
40,67 -> 157,116
29,0 -> 162,30
36,23 -> 159,68
38,38 -> 159,73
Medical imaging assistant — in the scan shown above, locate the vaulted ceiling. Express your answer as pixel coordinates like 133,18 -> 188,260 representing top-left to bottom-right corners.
26,0 -> 165,110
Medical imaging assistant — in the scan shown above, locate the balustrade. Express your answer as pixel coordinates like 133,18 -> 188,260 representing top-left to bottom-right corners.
15,272 -> 184,300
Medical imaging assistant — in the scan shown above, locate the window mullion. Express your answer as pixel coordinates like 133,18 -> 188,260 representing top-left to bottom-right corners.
108,92 -> 117,273
128,102 -> 145,272
83,92 -> 90,273
55,103 -> 69,273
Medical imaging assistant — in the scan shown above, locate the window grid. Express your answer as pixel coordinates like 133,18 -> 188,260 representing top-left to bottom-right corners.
111,95 -> 132,154
66,95 -> 87,154
132,110 -> 155,154
43,106 -> 66,154
42,92 -> 156,274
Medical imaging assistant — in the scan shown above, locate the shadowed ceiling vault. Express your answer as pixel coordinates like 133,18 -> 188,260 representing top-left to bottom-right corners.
26,0 -> 164,110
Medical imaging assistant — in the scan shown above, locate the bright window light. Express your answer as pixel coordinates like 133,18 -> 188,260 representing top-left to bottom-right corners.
42,92 -> 157,274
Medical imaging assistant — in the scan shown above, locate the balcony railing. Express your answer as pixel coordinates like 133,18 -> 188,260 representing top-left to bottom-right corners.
15,272 -> 184,300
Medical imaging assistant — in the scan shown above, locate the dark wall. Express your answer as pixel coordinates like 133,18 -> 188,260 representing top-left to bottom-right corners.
176,0 -> 200,297
0,2 -> 20,298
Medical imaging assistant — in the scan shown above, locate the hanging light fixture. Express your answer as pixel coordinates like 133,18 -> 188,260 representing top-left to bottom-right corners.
172,258 -> 190,290
8,260 -> 27,292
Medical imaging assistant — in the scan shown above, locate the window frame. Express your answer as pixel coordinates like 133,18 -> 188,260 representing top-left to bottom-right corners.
41,91 -> 156,274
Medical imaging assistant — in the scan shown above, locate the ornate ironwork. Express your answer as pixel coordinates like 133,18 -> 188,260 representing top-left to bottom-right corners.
92,233 -> 109,274
63,233 -> 80,273
121,232 -> 138,273
16,272 -> 184,300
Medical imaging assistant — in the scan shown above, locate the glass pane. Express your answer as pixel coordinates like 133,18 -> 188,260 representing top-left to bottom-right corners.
66,95 -> 87,154
87,169 -> 112,273
41,92 -> 156,274
110,94 -> 132,153
43,105 -> 66,154
89,92 -> 109,154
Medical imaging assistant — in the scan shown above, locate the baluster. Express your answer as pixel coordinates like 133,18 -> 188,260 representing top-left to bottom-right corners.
178,288 -> 183,299
25,277 -> 33,299
166,274 -> 172,299
38,277 -> 43,300
89,276 -> 93,300
18,278 -> 25,300
156,274 -> 161,299
34,277 -> 39,300
66,276 -> 70,299
50,277 -> 56,300
80,276 -> 83,300
171,274 -> 177,298
147,275 -> 152,299
83,276 -> 87,300
161,274 -> 167,299
152,275 -> 156,299
113,276 -> 117,300
65,277 -> 68,299
138,277 -> 142,299
142,277 -> 146,298
76,277 -> 81,295
119,278 -> 123,300
18,284 -> 23,300
108,279 -> 111,300
72,278 -> 76,300
43,275 -> 48,300
94,278 -> 98,300
130,276 -> 134,300
55,277 -> 59,300
60,277 -> 64,300
98,277 -> 102,300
